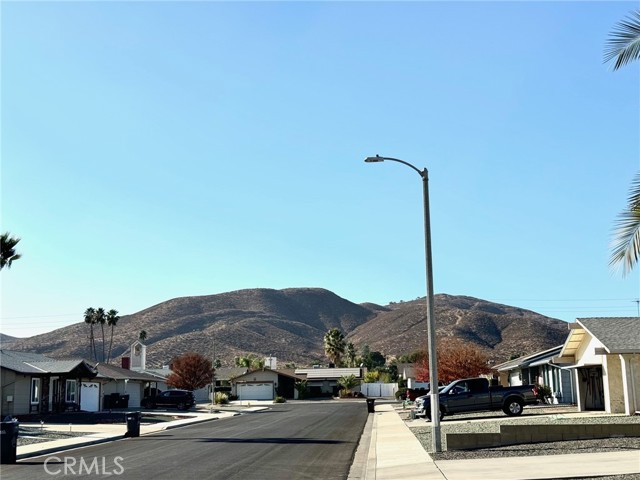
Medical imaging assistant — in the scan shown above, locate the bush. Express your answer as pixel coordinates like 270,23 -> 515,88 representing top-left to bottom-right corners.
274,396 -> 286,403
214,392 -> 229,404
534,384 -> 552,400
395,387 -> 408,400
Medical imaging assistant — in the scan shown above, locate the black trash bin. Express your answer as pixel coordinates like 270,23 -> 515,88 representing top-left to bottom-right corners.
366,398 -> 375,413
120,395 -> 129,409
124,411 -> 141,438
1,418 -> 19,464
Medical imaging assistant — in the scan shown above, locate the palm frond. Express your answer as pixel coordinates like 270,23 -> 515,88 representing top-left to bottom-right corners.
604,10 -> 640,70
610,172 -> 640,275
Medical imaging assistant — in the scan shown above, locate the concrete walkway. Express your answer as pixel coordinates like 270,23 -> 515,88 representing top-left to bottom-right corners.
362,403 -> 640,480
12,402 -> 640,479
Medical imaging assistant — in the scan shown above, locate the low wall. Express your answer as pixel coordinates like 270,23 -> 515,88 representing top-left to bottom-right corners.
446,423 -> 640,450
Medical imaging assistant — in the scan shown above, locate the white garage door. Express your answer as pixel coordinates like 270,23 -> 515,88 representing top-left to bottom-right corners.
127,384 -> 142,408
237,383 -> 273,400
80,382 -> 100,412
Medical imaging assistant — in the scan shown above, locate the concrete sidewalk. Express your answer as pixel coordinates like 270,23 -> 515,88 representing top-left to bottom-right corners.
358,403 -> 640,480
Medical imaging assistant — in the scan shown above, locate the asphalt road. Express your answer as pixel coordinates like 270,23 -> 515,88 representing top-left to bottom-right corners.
3,402 -> 369,480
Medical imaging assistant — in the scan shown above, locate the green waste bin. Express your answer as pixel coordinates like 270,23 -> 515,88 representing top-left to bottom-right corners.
1,418 -> 19,464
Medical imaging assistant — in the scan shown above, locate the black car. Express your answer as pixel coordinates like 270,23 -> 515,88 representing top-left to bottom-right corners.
141,390 -> 195,410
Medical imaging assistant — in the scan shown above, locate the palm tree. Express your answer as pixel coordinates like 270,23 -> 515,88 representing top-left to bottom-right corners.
84,307 -> 97,361
604,10 -> 640,71
0,232 -> 22,270
605,11 -> 640,274
95,307 -> 106,362
345,342 -> 357,368
106,309 -> 120,364
337,374 -> 360,396
323,328 -> 346,366
611,172 -> 640,275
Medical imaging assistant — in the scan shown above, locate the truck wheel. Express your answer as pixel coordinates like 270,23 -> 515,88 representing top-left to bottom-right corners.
503,399 -> 524,416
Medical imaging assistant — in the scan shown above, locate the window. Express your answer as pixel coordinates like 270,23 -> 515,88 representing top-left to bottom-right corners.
31,378 -> 41,405
66,380 -> 77,403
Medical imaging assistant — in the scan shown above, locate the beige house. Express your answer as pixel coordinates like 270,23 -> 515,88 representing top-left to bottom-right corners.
555,317 -> 639,415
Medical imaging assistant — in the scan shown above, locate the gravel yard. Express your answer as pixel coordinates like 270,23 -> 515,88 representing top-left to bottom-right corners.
17,426 -> 90,447
397,404 -> 640,479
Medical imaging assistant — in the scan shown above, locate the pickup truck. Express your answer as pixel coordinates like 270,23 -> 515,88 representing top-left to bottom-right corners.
414,377 -> 538,420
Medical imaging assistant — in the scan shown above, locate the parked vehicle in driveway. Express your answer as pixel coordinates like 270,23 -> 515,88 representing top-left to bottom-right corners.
414,377 -> 538,420
141,389 -> 195,410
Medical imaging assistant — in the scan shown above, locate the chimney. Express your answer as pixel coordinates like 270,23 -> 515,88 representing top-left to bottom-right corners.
121,357 -> 131,370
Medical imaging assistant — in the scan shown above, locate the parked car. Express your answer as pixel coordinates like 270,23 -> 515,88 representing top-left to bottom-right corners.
414,377 -> 538,420
141,390 -> 195,410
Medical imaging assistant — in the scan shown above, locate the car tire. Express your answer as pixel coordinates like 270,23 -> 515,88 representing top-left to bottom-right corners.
426,407 -> 445,422
177,402 -> 186,411
503,399 -> 524,416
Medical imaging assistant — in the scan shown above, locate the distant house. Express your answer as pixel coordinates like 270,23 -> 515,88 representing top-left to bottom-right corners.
0,350 -> 97,417
493,345 -> 576,404
95,363 -> 161,409
555,317 -> 640,415
294,367 -> 363,397
231,369 -> 304,400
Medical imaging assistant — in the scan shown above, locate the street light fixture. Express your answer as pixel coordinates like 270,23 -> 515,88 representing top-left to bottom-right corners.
364,154 -> 442,453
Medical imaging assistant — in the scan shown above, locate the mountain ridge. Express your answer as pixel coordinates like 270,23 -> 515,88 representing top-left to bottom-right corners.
2,288 -> 569,367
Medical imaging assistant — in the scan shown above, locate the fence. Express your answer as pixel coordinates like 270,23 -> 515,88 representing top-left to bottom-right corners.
359,383 -> 398,398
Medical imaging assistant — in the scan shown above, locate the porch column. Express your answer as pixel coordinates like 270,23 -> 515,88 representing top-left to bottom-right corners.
619,354 -> 639,416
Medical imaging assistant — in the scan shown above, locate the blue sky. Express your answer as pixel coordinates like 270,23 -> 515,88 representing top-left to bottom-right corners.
2,1 -> 639,338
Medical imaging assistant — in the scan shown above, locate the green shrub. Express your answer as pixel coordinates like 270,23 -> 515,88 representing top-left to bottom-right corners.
274,396 -> 286,403
214,392 -> 229,404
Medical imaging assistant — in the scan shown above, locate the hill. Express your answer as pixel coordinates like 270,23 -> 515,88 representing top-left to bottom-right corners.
4,288 -> 569,367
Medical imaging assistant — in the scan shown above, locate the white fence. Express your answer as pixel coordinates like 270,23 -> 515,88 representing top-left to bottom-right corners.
359,382 -> 398,398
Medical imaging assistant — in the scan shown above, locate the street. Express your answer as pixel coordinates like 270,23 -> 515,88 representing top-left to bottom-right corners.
2,402 -> 369,480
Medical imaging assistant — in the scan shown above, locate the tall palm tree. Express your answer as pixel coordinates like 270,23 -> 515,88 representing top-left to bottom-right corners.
345,342 -> 357,368
610,172 -> 640,275
95,308 -> 107,362
323,328 -> 346,366
0,232 -> 22,270
106,309 -> 120,364
84,307 -> 97,361
605,10 -> 640,274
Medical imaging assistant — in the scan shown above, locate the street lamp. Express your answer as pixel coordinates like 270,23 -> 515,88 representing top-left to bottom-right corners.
364,154 -> 442,453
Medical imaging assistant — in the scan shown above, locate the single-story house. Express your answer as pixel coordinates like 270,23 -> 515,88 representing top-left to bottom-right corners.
231,368 -> 304,400
493,345 -> 576,404
95,363 -> 162,410
555,317 -> 640,415
0,350 -> 97,417
294,367 -> 364,397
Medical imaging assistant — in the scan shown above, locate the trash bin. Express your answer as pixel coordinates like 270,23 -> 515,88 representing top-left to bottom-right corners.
124,411 -> 141,438
1,418 -> 19,464
120,395 -> 129,409
366,398 -> 375,413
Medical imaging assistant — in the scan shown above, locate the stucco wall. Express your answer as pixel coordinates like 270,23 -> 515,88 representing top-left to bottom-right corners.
604,354 -> 625,414
576,334 -> 604,366
1,369 -> 17,417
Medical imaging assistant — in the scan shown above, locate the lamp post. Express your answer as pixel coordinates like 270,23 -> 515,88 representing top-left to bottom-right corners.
364,154 -> 442,453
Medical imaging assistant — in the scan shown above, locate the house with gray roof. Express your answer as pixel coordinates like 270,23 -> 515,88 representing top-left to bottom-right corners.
0,350 -> 96,417
95,363 -> 161,409
555,317 -> 640,415
493,345 -> 576,404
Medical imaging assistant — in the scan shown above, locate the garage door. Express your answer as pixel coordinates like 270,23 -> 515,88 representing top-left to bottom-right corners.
80,382 -> 100,412
237,383 -> 273,400
127,384 -> 142,408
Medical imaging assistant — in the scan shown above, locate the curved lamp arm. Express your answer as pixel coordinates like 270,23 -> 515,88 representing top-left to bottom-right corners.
364,155 -> 427,179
